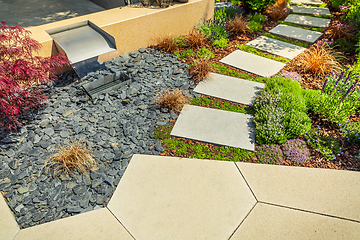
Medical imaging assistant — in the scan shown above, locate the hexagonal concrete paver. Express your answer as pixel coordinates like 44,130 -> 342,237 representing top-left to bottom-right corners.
108,154 -> 256,240
236,162 -> 360,222
230,203 -> 360,240
0,194 -> 19,240
14,208 -> 134,240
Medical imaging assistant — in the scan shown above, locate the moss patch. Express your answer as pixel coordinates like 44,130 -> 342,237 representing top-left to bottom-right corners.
210,63 -> 265,83
278,21 -> 325,32
191,96 -> 252,114
237,44 -> 290,64
263,32 -> 309,48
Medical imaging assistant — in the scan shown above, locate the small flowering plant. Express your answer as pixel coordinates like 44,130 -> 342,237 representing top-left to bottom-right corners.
282,139 -> 310,165
316,38 -> 335,48
338,120 -> 360,144
256,144 -> 285,165
303,126 -> 342,161
339,5 -> 350,14
279,70 -> 302,82
195,19 -> 229,43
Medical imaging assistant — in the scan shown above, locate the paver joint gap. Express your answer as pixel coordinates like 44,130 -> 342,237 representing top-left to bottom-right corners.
259,201 -> 360,224
106,206 -> 137,240
234,162 -> 258,202
228,202 -> 258,240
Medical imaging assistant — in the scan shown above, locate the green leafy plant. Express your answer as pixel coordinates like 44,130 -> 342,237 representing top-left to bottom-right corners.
256,144 -> 285,165
174,49 -> 195,60
196,47 -> 215,59
338,120 -> 360,143
210,63 -> 266,83
292,3 -> 328,8
303,127 -> 342,161
290,12 -> 333,19
212,38 -> 230,48
237,44 -> 290,63
195,19 -> 229,42
243,0 -> 277,12
248,20 -> 263,32
214,7 -> 227,23
249,13 -> 268,22
174,35 -> 186,48
345,1 -> 360,27
263,32 -> 309,47
330,0 -> 346,9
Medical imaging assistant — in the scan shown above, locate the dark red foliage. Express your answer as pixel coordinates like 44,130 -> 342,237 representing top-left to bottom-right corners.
0,22 -> 69,132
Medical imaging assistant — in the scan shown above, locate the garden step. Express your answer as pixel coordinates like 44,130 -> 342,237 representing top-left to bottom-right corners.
219,50 -> 286,77
291,5 -> 331,15
269,24 -> 322,43
290,0 -> 324,5
170,105 -> 256,151
285,14 -> 331,28
246,35 -> 305,59
194,72 -> 265,106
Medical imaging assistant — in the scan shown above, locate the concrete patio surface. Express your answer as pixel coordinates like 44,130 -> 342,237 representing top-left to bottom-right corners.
1,154 -> 360,239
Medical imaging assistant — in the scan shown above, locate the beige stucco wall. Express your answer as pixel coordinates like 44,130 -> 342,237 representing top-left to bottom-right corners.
27,0 -> 214,60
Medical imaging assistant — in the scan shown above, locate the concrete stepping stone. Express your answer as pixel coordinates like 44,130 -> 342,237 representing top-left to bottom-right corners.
285,14 -> 330,28
170,105 -> 255,151
230,203 -> 360,240
292,5 -> 330,15
291,0 -> 324,5
108,154 -> 256,240
194,72 -> 265,106
236,162 -> 360,222
246,35 -> 305,59
269,24 -> 322,43
0,195 -> 19,240
219,50 -> 286,77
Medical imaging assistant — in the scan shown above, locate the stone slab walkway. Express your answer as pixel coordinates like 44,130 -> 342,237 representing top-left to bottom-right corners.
269,24 -> 322,43
285,14 -> 331,28
291,0 -> 324,4
220,50 -> 286,77
170,105 -> 256,151
2,154 -> 360,239
292,5 -> 331,15
194,72 -> 265,106
246,35 -> 305,59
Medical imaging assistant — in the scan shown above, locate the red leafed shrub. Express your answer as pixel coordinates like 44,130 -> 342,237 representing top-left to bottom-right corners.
0,21 -> 69,132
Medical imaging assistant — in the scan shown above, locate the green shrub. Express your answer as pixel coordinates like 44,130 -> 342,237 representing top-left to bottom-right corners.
345,0 -> 360,27
214,7 -> 227,23
174,35 -> 186,48
196,19 -> 229,42
303,127 -> 342,161
212,38 -> 230,48
249,13 -> 268,23
248,20 -> 263,32
174,49 -> 194,60
196,47 -> 215,59
243,0 -> 276,12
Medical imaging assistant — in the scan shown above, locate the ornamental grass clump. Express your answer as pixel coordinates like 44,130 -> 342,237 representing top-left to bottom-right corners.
0,22 -> 69,132
329,23 -> 355,40
297,44 -> 342,75
264,0 -> 290,21
154,88 -> 189,113
44,140 -> 98,177
186,30 -> 208,48
256,144 -> 285,165
226,16 -> 249,34
282,139 -> 310,164
189,58 -> 214,83
156,34 -> 177,52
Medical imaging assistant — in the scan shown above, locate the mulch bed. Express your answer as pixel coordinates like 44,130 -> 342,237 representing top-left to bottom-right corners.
154,7 -> 360,172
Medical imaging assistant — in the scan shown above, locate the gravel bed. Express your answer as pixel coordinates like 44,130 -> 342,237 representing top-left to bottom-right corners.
0,48 -> 200,229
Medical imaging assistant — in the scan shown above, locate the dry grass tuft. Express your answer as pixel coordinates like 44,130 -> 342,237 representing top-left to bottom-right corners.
189,58 -> 214,83
227,16 -> 249,34
154,88 -> 189,113
265,0 -> 289,21
328,23 -> 355,40
44,140 -> 98,177
297,44 -> 342,75
157,34 -> 177,52
186,30 -> 208,49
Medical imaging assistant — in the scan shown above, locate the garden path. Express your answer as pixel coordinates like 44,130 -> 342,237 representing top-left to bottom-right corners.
171,0 -> 330,151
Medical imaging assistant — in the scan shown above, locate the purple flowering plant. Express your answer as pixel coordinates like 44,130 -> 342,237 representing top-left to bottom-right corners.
316,38 -> 335,48
282,139 -> 310,164
256,144 -> 285,165
303,126 -> 342,161
195,18 -> 229,43
279,70 -> 302,82
338,120 -> 360,143
339,5 -> 350,14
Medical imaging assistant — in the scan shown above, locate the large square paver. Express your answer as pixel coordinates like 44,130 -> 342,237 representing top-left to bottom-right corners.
0,194 -> 19,240
230,203 -> 360,240
108,154 -> 256,240
219,50 -> 286,77
269,24 -> 322,43
194,72 -> 265,106
285,14 -> 331,28
14,208 -> 133,240
236,162 -> 360,222
171,105 -> 255,151
246,35 -> 305,59
292,5 -> 331,15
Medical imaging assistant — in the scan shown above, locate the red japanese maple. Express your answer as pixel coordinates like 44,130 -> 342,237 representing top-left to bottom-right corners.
0,21 -> 69,132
